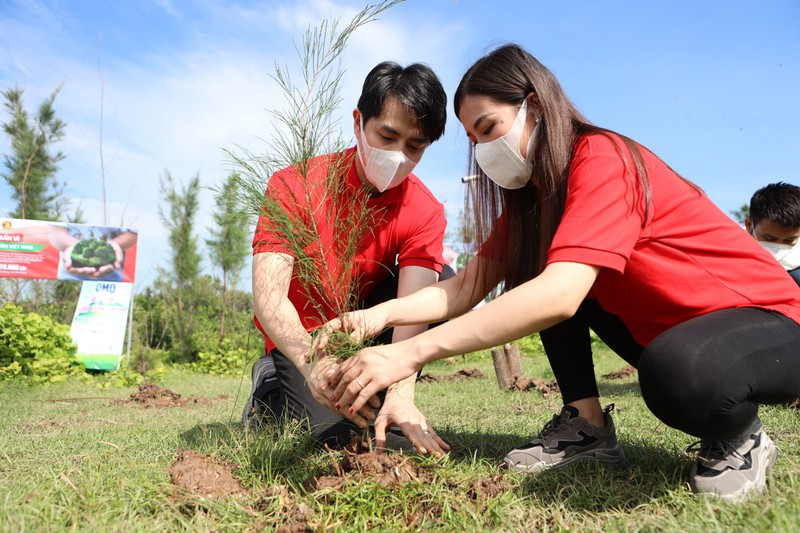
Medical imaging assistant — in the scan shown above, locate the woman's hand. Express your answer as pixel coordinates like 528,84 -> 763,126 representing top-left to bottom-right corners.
328,343 -> 421,417
375,383 -> 450,457
316,304 -> 391,351
302,356 -> 379,428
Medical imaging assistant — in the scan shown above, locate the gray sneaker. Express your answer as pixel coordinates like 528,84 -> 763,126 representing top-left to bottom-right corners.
688,420 -> 778,503
504,404 -> 627,473
242,356 -> 279,427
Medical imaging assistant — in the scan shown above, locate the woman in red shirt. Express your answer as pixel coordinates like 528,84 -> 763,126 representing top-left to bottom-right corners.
326,44 -> 800,503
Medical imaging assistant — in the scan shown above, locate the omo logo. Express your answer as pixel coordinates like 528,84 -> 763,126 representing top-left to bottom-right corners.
95,283 -> 117,293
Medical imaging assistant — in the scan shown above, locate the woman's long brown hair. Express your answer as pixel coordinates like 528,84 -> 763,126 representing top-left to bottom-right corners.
455,44 -> 696,294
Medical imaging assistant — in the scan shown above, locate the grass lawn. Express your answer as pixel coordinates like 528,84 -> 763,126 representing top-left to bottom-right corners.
2,343 -> 799,531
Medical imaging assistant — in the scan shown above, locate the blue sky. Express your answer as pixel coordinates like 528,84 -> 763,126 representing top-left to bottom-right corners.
1,0 -> 799,290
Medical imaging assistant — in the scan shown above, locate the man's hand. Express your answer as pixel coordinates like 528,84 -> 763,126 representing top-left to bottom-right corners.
303,356 -> 380,428
375,383 -> 449,457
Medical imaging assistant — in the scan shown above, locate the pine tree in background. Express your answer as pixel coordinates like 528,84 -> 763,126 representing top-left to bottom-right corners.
730,203 -> 750,225
206,171 -> 250,345
1,86 -> 66,221
1,85 -> 73,311
159,171 -> 202,361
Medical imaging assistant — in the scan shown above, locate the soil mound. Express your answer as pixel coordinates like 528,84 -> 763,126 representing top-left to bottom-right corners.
120,382 -> 227,408
304,438 -> 434,494
602,364 -> 637,380
170,449 -> 243,499
507,376 -> 560,395
418,368 -> 486,383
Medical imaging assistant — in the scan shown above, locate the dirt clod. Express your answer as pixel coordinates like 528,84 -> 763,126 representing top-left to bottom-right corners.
507,376 -> 560,395
418,367 -> 486,383
303,438 -> 434,494
602,364 -> 637,380
787,397 -> 800,409
169,449 -> 243,499
468,473 -> 509,500
253,484 -> 311,531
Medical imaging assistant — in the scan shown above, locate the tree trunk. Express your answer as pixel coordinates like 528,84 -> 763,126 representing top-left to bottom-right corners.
491,347 -> 511,389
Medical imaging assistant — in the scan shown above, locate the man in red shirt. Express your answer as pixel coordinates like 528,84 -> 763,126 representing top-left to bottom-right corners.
243,61 -> 451,455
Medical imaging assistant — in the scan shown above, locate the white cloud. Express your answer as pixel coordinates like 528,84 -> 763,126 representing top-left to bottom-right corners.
1,0 -> 472,287
151,0 -> 183,20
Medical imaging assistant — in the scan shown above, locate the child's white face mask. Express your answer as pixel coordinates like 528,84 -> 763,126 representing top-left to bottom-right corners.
759,241 -> 800,270
752,228 -> 800,270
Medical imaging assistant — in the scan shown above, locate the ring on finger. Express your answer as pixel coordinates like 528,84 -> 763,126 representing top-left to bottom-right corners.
423,430 -> 431,435
355,376 -> 365,389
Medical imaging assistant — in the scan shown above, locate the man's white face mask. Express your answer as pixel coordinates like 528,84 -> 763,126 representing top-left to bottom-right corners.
752,228 -> 800,270
474,100 -> 539,190
357,116 -> 418,193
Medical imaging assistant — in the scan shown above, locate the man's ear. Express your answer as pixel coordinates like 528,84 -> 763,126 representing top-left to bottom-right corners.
745,218 -> 753,234
353,108 -> 362,135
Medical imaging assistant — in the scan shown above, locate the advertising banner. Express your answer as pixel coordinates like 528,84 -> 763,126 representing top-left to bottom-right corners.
0,218 -> 138,282
70,281 -> 134,370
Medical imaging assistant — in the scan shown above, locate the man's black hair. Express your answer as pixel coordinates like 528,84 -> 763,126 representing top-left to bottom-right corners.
750,181 -> 800,228
357,61 -> 446,143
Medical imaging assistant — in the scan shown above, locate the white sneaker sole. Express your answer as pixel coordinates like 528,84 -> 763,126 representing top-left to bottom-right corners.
692,432 -> 779,504
504,445 -> 628,474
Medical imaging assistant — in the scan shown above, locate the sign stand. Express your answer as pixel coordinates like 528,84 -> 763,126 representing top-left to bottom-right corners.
125,286 -> 135,378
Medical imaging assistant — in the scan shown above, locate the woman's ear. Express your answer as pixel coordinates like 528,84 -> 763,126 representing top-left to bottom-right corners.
526,92 -> 541,117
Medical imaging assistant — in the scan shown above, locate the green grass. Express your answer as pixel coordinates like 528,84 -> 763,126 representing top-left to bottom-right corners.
2,345 -> 800,531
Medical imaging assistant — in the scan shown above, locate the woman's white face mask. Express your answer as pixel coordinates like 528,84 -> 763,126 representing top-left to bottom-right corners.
357,117 -> 418,193
474,100 -> 539,190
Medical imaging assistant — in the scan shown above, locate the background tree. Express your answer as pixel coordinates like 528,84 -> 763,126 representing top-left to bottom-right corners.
1,85 -> 71,311
205,171 -> 250,345
158,171 -> 201,361
1,86 -> 67,221
730,203 -> 750,225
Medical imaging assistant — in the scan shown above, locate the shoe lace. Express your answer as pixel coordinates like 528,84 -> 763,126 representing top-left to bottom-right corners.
539,413 -> 564,438
686,439 -> 746,463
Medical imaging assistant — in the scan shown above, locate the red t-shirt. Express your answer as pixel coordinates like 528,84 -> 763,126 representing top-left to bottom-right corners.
252,147 -> 446,352
547,133 -> 800,346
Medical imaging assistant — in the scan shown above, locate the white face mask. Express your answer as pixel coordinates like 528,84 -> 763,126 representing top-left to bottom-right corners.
752,228 -> 800,270
474,100 -> 539,190
760,241 -> 800,270
356,117 -> 419,193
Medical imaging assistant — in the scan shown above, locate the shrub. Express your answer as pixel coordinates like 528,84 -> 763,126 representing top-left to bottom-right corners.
0,303 -> 82,383
183,339 -> 259,376
517,333 -> 545,355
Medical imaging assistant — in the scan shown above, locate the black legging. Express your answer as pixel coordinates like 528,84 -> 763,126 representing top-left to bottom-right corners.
541,301 -> 800,440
